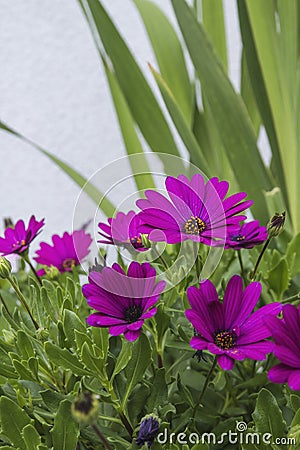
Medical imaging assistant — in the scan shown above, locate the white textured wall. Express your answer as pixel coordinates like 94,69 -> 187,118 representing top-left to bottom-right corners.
0,0 -> 241,246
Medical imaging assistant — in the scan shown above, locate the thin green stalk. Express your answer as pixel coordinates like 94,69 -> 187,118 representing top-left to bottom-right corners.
282,292 -> 300,303
91,424 -> 113,450
250,237 -> 271,280
193,356 -> 217,413
23,254 -> 42,286
237,250 -> 247,285
7,275 -> 39,330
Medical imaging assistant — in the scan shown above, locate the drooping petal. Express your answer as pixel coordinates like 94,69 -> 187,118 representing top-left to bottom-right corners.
217,355 -> 234,370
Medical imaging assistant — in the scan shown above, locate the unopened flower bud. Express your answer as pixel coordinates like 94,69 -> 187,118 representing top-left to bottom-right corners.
71,392 -> 100,425
268,211 -> 286,237
136,414 -> 160,448
0,257 -> 12,279
44,265 -> 60,279
89,258 -> 105,274
4,218 -> 14,229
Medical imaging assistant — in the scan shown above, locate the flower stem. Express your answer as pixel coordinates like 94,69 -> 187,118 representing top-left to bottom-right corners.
157,352 -> 163,369
250,237 -> 271,280
7,275 -> 39,330
23,255 -> 42,286
118,410 -> 133,437
237,250 -> 247,285
91,424 -> 113,450
193,356 -> 217,414
282,292 -> 300,303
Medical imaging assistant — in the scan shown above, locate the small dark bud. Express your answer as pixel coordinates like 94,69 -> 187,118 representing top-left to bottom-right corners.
268,211 -> 286,237
71,392 -> 100,425
4,218 -> 14,229
89,258 -> 105,274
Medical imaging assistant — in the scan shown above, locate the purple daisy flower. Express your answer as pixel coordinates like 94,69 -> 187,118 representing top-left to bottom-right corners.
225,220 -> 268,250
82,262 -> 165,342
34,230 -> 92,274
0,215 -> 44,256
185,275 -> 281,370
264,304 -> 300,390
136,174 -> 253,245
98,211 -> 146,251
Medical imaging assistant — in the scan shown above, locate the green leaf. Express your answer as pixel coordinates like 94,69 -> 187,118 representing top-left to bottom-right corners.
0,397 -> 32,450
16,330 -> 34,360
63,309 -> 86,346
287,233 -> 300,277
147,368 -> 167,410
134,0 -> 193,123
102,55 -> 155,190
111,339 -> 133,381
40,390 -> 66,413
237,2 -> 288,213
242,1 -> 298,231
172,0 -> 273,222
79,0 -> 181,160
22,424 -> 41,450
122,333 -> 152,408
267,258 -> 289,299
202,0 -> 227,70
150,65 -> 210,173
290,394 -> 300,412
0,121 -> 115,217
51,400 -> 79,450
44,342 -> 90,375
252,389 -> 287,445
80,341 -> 107,380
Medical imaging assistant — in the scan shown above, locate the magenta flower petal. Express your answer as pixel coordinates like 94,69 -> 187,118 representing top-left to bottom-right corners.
0,215 -> 45,256
124,330 -> 141,342
265,304 -> 300,390
288,371 -> 300,390
186,275 -> 279,370
83,262 -> 164,341
137,174 -> 253,246
217,355 -> 234,370
98,211 -> 147,251
225,220 -> 268,249
34,230 -> 92,274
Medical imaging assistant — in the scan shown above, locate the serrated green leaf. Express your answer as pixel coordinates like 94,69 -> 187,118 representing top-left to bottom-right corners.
40,390 -> 66,413
0,121 -> 115,216
123,333 -> 152,408
51,400 -> 79,450
80,341 -> 106,380
0,397 -> 32,450
111,339 -> 132,381
287,233 -> 300,277
45,342 -> 90,375
22,424 -> 41,450
134,0 -> 193,123
16,330 -> 34,360
267,258 -> 289,299
172,0 -> 272,222
252,389 -> 287,445
63,309 -> 86,346
147,368 -> 167,410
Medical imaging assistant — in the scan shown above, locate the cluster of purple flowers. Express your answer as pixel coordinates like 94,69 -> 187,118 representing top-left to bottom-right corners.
0,173 -> 298,395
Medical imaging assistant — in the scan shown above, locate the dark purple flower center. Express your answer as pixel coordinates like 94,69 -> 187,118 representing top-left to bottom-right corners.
62,258 -> 76,269
124,304 -> 143,323
130,236 -> 142,247
214,330 -> 237,350
231,234 -> 245,242
184,216 -> 206,235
